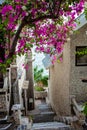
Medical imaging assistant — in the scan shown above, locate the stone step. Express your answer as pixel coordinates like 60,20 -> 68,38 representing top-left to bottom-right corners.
38,104 -> 52,112
33,111 -> 55,123
0,123 -> 12,130
29,103 -> 56,123
0,116 -> 8,124
0,82 -> 4,88
32,122 -> 73,130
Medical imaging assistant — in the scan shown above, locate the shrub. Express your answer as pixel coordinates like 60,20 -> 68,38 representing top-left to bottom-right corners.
34,86 -> 45,91
34,66 -> 48,87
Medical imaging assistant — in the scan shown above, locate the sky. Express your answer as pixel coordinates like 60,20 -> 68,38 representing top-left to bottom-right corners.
32,48 -> 49,76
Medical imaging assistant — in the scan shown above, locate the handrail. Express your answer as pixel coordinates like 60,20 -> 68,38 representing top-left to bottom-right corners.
71,95 -> 85,120
71,97 -> 83,112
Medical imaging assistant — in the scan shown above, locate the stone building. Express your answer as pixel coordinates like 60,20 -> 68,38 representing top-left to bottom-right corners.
48,13 -> 87,116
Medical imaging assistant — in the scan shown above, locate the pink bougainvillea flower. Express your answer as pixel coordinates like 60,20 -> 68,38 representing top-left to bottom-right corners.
0,0 -> 85,68
14,0 -> 21,2
2,5 -> 13,16
24,64 -> 29,70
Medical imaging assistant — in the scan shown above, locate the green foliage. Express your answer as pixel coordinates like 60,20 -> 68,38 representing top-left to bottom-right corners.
82,102 -> 87,116
68,0 -> 80,4
34,66 -> 44,82
29,115 -> 33,121
84,2 -> 87,19
34,66 -> 48,86
84,9 -> 87,20
35,86 -> 45,91
0,18 -> 6,44
76,48 -> 87,56
0,63 -> 7,73
0,54 -> 17,73
0,0 -> 83,73
40,75 -> 48,87
4,0 -> 13,4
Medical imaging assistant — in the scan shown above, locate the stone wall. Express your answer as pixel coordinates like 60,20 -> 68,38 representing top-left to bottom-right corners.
49,41 -> 71,116
49,24 -> 87,116
0,94 -> 6,111
70,24 -> 87,102
16,55 -> 26,105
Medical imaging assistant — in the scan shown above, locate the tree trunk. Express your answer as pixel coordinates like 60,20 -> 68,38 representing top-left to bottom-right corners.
0,42 -> 5,88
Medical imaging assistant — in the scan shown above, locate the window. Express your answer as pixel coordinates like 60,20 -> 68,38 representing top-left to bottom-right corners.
75,46 -> 87,66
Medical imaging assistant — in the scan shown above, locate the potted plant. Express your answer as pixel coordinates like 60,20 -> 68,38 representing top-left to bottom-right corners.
34,66 -> 48,99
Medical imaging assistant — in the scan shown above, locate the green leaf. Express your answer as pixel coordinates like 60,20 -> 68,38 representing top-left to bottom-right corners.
82,102 -> 87,116
35,86 -> 45,91
30,39 -> 35,43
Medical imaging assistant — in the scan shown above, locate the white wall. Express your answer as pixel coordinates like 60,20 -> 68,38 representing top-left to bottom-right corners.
16,55 -> 26,106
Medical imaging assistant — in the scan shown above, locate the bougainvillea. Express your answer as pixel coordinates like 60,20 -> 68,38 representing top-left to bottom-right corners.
0,0 -> 85,71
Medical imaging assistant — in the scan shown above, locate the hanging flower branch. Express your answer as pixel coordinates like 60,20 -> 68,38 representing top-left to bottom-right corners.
0,0 -> 85,71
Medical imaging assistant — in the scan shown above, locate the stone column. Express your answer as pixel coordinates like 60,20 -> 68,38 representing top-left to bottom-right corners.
26,53 -> 35,111
11,65 -> 20,104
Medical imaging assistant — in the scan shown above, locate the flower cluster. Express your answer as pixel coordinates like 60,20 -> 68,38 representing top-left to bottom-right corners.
0,0 -> 85,68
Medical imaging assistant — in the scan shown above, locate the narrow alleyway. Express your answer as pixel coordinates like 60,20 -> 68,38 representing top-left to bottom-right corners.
0,99 -> 73,130
29,99 -> 73,130
29,99 -> 55,123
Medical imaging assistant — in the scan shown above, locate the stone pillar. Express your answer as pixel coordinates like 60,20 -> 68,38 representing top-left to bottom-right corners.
26,53 -> 35,111
11,65 -> 20,104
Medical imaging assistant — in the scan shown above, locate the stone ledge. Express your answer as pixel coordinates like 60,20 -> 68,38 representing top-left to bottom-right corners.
34,91 -> 47,99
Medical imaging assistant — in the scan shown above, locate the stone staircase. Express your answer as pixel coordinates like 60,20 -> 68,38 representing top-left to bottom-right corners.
30,101 -> 73,130
0,116 -> 12,130
31,104 -> 55,123
32,122 -> 73,130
